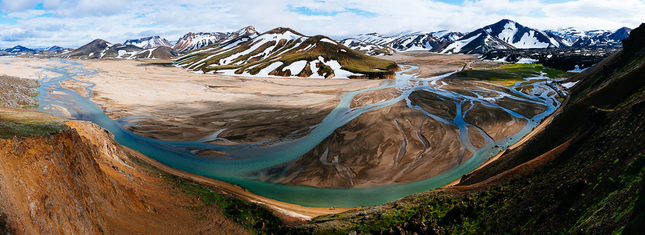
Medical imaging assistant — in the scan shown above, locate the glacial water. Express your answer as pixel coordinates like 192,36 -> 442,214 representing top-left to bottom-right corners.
31,59 -> 560,208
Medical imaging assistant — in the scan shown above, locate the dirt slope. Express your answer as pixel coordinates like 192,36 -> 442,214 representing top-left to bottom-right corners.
0,107 -> 248,234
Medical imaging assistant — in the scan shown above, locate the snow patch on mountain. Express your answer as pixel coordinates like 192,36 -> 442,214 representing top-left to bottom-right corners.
441,33 -> 481,54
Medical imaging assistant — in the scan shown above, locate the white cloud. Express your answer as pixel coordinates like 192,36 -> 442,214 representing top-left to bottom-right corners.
542,0 -> 645,29
0,0 -> 41,13
41,0 -> 127,17
462,0 -> 542,14
0,0 -> 642,48
7,9 -> 45,19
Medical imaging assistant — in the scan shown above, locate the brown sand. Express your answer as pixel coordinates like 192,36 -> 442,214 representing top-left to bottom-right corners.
378,52 -> 478,77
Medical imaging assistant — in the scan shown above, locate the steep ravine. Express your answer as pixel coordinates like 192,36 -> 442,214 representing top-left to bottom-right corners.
0,113 -> 248,234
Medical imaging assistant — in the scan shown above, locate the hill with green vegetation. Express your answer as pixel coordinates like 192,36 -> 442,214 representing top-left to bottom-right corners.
174,27 -> 399,79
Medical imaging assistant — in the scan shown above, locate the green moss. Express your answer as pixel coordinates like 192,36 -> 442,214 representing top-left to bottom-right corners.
0,122 -> 68,138
0,108 -> 69,139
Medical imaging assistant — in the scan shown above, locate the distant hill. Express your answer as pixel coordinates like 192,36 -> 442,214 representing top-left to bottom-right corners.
175,27 -> 399,79
173,26 -> 258,54
3,45 -> 38,54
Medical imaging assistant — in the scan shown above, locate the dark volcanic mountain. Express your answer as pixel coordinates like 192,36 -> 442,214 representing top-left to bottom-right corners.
66,39 -> 116,59
442,19 -> 562,54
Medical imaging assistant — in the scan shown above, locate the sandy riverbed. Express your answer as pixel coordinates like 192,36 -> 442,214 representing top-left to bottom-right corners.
73,59 -> 389,143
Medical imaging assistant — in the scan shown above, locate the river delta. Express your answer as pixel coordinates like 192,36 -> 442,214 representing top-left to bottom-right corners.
0,55 -> 560,208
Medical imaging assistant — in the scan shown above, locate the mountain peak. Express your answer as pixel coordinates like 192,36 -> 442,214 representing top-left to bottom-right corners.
263,27 -> 305,37
236,25 -> 257,35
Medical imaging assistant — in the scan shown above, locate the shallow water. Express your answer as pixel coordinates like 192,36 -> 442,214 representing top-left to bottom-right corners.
31,59 -> 560,207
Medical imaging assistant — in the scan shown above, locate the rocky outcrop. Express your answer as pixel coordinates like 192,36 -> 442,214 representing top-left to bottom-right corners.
0,75 -> 39,108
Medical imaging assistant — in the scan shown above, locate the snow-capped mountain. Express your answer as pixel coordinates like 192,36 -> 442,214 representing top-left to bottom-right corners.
175,27 -> 398,79
65,39 -> 176,59
123,36 -> 173,49
544,27 -> 631,47
442,19 -> 561,54
173,26 -> 258,54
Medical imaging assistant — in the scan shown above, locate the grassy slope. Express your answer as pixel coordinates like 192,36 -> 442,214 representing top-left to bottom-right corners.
276,27 -> 645,235
454,63 -> 573,86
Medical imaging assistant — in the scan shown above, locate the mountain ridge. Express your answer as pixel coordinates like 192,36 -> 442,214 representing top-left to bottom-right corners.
175,27 -> 399,79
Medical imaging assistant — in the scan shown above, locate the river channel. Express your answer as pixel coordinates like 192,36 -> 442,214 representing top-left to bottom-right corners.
31,59 -> 560,207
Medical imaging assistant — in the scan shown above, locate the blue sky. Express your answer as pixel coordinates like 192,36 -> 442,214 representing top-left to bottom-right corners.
0,0 -> 642,48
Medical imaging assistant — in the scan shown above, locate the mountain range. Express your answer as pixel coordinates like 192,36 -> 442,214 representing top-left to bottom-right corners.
544,27 -> 632,47
343,19 -> 630,54
65,39 -> 177,59
0,19 -> 633,59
